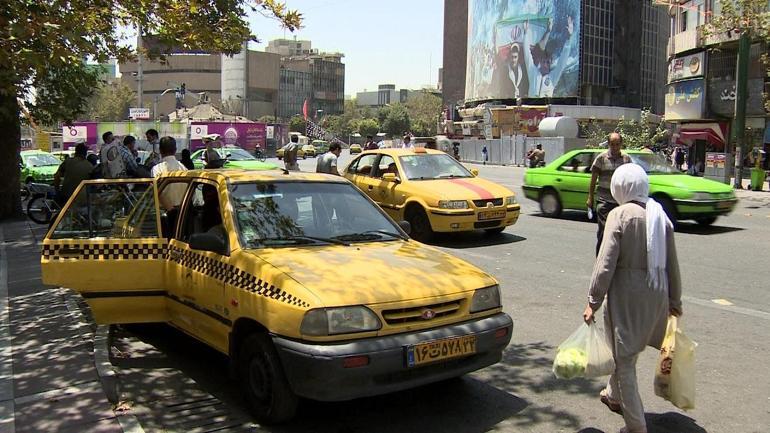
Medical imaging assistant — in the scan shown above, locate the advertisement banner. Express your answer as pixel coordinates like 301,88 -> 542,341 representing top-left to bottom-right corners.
667,52 -> 705,82
466,0 -> 581,101
516,106 -> 548,135
62,122 -> 98,148
665,79 -> 705,121
190,122 -> 266,151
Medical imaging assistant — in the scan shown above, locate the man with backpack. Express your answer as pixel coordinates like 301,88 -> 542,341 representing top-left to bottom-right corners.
100,132 -> 139,178
280,135 -> 301,171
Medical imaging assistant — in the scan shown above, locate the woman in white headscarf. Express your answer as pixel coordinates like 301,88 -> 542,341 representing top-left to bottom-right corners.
582,163 -> 683,433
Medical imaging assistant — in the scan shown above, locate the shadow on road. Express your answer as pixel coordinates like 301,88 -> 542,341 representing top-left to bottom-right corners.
431,231 -> 527,249
579,412 -> 708,433
675,222 -> 744,235
530,211 -> 593,223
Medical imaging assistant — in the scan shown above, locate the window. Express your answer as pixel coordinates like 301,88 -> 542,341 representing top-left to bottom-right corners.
557,152 -> 596,173
179,182 -> 223,243
680,11 -> 688,32
51,182 -> 155,239
348,154 -> 378,176
374,155 -> 396,178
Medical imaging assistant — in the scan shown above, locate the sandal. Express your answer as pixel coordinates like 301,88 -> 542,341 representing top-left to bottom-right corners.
599,390 -> 623,415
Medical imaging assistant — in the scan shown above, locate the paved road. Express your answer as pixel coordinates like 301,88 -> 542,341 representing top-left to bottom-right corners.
111,154 -> 769,432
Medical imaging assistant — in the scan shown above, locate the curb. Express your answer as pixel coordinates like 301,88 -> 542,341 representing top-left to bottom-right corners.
62,291 -> 145,433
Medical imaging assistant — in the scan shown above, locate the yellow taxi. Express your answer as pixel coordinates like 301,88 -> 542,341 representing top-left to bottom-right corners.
349,143 -> 362,154
41,170 -> 513,423
344,148 -> 520,241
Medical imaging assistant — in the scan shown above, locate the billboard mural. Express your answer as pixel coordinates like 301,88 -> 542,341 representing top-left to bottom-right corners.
189,122 -> 266,151
665,79 -> 705,121
466,0 -> 581,101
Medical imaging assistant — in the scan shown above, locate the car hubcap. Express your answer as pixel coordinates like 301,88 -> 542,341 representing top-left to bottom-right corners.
248,358 -> 271,403
542,195 -> 557,214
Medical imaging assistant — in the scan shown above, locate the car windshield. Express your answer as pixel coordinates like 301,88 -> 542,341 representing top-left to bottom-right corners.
630,153 -> 680,174
222,148 -> 255,161
399,154 -> 473,180
230,182 -> 402,247
23,153 -> 60,167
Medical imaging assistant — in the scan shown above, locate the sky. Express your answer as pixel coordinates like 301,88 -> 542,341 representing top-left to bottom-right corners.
246,0 -> 445,95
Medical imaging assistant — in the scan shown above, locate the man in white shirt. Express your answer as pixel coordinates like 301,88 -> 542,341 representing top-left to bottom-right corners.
142,128 -> 161,168
315,143 -> 342,175
401,135 -> 415,149
151,136 -> 188,210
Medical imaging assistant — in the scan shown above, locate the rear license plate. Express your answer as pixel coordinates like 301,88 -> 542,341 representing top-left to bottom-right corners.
478,210 -> 506,221
406,335 -> 477,367
715,201 -> 733,210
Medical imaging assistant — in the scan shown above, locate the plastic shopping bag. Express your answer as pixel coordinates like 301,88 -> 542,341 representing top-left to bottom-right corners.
553,321 -> 615,379
654,316 -> 697,410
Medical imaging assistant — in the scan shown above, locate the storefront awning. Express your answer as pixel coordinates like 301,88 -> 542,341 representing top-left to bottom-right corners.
676,122 -> 728,150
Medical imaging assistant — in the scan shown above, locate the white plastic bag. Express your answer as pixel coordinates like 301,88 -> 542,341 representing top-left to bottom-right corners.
654,316 -> 697,410
553,321 -> 615,379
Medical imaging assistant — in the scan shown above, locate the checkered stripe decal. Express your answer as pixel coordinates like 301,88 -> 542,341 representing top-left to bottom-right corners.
168,246 -> 310,308
42,243 -> 165,261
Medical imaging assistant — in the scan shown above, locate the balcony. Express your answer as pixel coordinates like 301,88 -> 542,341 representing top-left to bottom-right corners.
668,29 -> 699,57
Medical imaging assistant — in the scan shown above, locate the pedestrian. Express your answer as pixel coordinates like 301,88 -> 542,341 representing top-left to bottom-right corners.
674,147 -> 685,171
281,134 -> 301,171
400,135 -> 415,149
202,134 -> 224,169
526,144 -> 545,167
53,142 -> 93,205
587,132 -> 632,255
583,163 -> 682,433
151,136 -> 188,210
316,142 -> 342,175
364,135 -> 378,151
482,144 -> 489,165
142,128 -> 161,168
100,132 -> 139,178
180,148 -> 195,170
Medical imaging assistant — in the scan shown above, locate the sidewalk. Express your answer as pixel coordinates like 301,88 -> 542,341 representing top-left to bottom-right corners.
0,219 -> 133,433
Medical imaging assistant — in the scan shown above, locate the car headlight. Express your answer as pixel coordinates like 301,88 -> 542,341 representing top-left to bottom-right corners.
470,285 -> 501,313
505,195 -> 517,205
690,192 -> 712,201
438,200 -> 469,209
300,306 -> 382,336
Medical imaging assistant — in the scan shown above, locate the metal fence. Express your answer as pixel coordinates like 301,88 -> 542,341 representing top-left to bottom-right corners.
455,136 -> 586,166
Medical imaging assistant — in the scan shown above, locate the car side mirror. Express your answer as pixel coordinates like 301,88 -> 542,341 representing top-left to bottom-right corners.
470,168 -> 479,177
382,173 -> 399,183
189,231 -> 229,255
398,220 -> 411,235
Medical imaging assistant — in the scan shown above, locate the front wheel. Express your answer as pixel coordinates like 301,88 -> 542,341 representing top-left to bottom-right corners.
238,334 -> 298,424
655,196 -> 678,226
695,216 -> 717,227
539,190 -> 562,218
27,196 -> 53,225
406,207 -> 433,242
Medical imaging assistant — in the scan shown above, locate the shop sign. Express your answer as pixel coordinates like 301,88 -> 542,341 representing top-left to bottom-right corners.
668,52 -> 705,82
665,79 -> 705,121
708,78 -> 766,117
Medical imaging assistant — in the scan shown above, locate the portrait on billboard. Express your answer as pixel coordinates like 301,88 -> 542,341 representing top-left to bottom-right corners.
466,0 -> 581,101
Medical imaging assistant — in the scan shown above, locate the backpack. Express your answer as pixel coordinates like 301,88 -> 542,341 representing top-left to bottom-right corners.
101,142 -> 125,179
284,143 -> 299,165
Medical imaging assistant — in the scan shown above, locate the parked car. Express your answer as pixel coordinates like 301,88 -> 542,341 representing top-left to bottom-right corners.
42,171 -> 513,423
190,146 -> 278,170
301,144 -> 316,157
522,148 -> 738,226
276,146 -> 306,160
20,150 -> 60,184
344,147 -> 520,241
349,143 -> 362,154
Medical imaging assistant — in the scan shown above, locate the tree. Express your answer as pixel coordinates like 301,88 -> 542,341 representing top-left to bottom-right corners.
406,92 -> 442,137
352,118 -> 380,138
81,81 -> 137,122
0,1 -> 301,219
380,104 -> 411,137
322,115 -> 352,139
289,115 -> 306,133
584,109 -> 666,149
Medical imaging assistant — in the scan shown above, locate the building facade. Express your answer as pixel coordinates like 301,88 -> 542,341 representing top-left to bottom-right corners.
277,68 -> 312,119
356,85 -> 418,108
266,38 -> 314,57
281,56 -> 345,116
444,0 -> 669,113
120,37 -> 280,120
665,0 -> 769,175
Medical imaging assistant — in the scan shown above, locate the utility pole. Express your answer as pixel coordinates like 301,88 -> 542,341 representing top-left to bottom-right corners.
732,31 -> 750,188
137,22 -> 144,108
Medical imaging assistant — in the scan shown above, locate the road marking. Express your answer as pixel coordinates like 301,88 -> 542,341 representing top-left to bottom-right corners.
0,227 -> 15,433
711,298 -> 734,306
684,295 -> 770,321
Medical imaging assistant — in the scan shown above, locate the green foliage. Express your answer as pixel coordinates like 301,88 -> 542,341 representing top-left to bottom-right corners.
289,115 -> 306,133
380,103 -> 411,137
322,115 -> 352,138
352,118 -> 380,137
584,109 -> 667,149
80,81 -> 137,122
406,92 -> 442,137
258,115 -> 278,123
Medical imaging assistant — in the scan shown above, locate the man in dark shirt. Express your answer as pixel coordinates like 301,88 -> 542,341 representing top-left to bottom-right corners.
53,143 -> 93,204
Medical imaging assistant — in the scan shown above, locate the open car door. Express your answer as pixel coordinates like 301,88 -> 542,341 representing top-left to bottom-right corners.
41,179 -> 169,324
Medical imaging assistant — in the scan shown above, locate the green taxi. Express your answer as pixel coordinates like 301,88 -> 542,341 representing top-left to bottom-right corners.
20,149 -> 60,184
522,149 -> 738,226
191,146 -> 278,170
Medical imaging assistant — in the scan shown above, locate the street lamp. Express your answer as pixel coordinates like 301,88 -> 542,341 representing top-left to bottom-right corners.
153,88 -> 176,121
